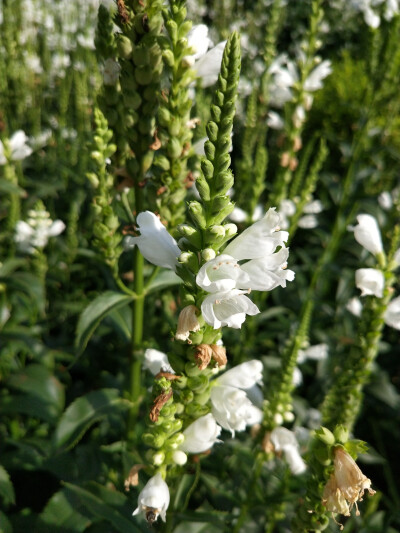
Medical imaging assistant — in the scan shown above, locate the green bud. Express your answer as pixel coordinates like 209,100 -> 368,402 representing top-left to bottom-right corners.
175,402 -> 184,414
177,225 -> 201,248
314,426 -> 335,446
195,176 -> 211,201
117,35 -> 133,59
178,20 -> 192,38
188,330 -> 204,345
216,153 -> 231,172
178,251 -> 198,271
135,67 -> 153,85
168,118 -> 181,137
314,444 -> 332,466
163,49 -> 175,67
151,450 -> 165,466
142,432 -> 165,449
154,154 -> 170,171
185,402 -> 209,418
123,91 -> 142,110
194,390 -> 211,406
158,106 -> 171,127
185,361 -> 202,377
188,201 -> 207,228
166,20 -> 178,42
138,117 -> 156,135
133,14 -> 148,35
165,432 -> 185,449
215,91 -> 224,107
224,223 -> 237,237
125,111 -> 139,128
216,170 -> 234,194
187,375 -> 209,393
206,121 -> 219,142
202,248 -> 216,261
86,172 -> 99,188
201,159 -> 214,180
148,13 -> 163,34
210,105 -> 221,122
333,425 -> 349,444
167,138 -> 182,159
204,141 -> 216,161
140,151 -> 154,174
206,225 -> 226,241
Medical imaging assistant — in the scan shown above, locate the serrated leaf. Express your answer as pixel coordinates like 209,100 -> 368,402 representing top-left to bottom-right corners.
0,465 -> 15,507
63,483 -> 142,533
145,269 -> 181,294
53,389 -> 131,451
35,488 -> 91,533
75,291 -> 133,353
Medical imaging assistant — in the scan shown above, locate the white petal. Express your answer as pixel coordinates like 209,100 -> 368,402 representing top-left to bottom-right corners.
186,24 -> 211,60
224,208 -> 288,260
143,348 -> 174,375
130,211 -> 180,270
196,254 -> 249,293
384,296 -> 400,330
201,289 -> 259,329
355,268 -> 384,298
47,220 -> 66,237
194,41 -> 226,87
217,360 -> 263,389
353,214 -> 383,255
181,413 -> 221,453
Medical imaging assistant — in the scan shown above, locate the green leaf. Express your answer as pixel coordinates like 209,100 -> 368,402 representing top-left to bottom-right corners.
63,483 -> 142,533
145,269 -> 181,294
0,465 -> 15,507
35,488 -> 92,533
0,510 -> 13,533
9,272 -> 45,315
7,364 -> 64,414
0,178 -> 26,196
53,389 -> 131,451
75,291 -> 132,353
0,258 -> 27,277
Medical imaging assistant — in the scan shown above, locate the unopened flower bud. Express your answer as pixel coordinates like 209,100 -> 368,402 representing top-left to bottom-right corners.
202,248 -> 216,261
175,305 -> 200,341
172,450 -> 187,465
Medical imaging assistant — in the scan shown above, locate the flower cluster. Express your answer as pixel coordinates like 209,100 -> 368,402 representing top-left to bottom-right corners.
14,207 -> 65,254
0,130 -> 32,165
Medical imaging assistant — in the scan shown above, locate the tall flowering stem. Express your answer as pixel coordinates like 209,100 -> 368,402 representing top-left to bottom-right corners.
322,225 -> 400,431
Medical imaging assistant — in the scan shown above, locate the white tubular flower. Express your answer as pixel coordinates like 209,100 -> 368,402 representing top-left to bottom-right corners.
346,297 -> 363,317
378,191 -> 393,210
224,208 -> 289,260
129,211 -> 180,271
239,246 -> 295,291
196,254 -> 250,293
270,427 -> 306,475
194,41 -> 227,87
185,24 -> 213,66
15,211 -> 65,254
267,111 -> 284,130
217,360 -> 263,390
303,60 -> 332,92
180,413 -> 222,454
384,296 -> 400,330
143,349 -> 174,375
132,473 -> 170,523
210,361 -> 263,435
0,130 -> 33,165
297,343 -> 329,364
201,289 -> 260,329
355,268 -> 384,298
210,385 -> 262,435
352,214 -> 383,255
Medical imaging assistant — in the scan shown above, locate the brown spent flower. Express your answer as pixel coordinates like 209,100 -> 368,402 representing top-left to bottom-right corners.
149,389 -> 173,422
124,464 -> 146,491
175,305 -> 200,342
322,447 -> 375,528
194,344 -> 227,370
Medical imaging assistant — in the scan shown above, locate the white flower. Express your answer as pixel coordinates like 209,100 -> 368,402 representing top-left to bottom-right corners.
194,41 -> 226,87
185,24 -> 213,66
143,349 -> 174,375
384,296 -> 400,330
210,360 -> 263,435
270,427 -> 306,475
346,297 -> 363,317
303,60 -> 332,92
201,289 -> 260,329
298,343 -> 329,364
180,413 -> 222,453
196,208 -> 294,329
217,360 -> 263,389
0,130 -> 33,165
378,191 -> 393,210
267,111 -> 284,130
132,473 -> 170,523
14,211 -> 65,254
352,214 -> 383,255
184,25 -> 226,88
278,199 -> 296,230
129,211 -> 181,271
355,268 -> 384,297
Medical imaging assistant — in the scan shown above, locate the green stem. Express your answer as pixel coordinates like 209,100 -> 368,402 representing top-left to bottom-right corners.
127,184 -> 145,439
